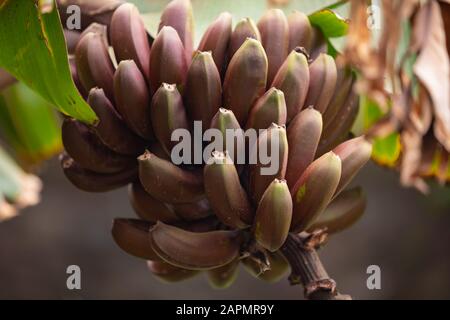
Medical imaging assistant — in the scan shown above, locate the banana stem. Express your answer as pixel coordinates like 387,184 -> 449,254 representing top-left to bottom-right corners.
281,231 -> 351,300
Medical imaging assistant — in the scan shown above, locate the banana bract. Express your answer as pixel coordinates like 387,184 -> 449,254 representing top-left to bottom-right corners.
61,0 -> 370,286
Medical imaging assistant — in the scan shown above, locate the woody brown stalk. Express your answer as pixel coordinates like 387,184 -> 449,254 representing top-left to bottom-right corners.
281,232 -> 351,300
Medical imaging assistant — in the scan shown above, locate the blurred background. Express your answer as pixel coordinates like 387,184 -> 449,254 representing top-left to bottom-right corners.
1,159 -> 449,299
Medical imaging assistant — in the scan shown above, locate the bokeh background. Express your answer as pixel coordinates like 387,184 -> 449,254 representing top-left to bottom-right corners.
1,159 -> 449,299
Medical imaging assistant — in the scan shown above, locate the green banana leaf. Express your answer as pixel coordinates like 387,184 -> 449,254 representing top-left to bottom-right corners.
309,9 -> 348,38
0,0 -> 97,124
352,95 -> 401,167
0,82 -> 62,166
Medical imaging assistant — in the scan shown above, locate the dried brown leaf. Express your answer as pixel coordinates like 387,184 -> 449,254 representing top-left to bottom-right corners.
413,1 -> 450,151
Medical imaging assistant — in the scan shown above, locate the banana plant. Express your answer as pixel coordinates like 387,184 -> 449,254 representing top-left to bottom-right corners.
0,0 -> 412,300
56,0 -> 371,300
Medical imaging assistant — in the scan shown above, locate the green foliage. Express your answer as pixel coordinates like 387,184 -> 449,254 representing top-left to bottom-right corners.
353,95 -> 401,167
371,133 -> 401,167
309,9 -> 348,38
0,0 -> 97,124
0,83 -> 62,165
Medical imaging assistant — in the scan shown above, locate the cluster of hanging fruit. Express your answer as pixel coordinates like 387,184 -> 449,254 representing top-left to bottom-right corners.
61,0 -> 372,287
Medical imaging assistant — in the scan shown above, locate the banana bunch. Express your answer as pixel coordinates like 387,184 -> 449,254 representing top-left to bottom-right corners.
61,0 -> 372,287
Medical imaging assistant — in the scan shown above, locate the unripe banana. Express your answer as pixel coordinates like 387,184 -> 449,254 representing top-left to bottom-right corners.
257,9 -> 289,86
253,179 -> 292,252
158,0 -> 194,61
308,186 -> 366,234
249,124 -> 288,204
78,23 -> 110,75
291,152 -> 342,232
271,49 -> 310,122
322,63 -> 354,129
112,218 -> 160,260
151,83 -> 190,156
60,154 -> 138,192
209,108 -> 243,165
149,221 -> 243,270
110,3 -> 151,81
287,11 -> 313,52
150,26 -> 188,93
138,151 -> 204,204
87,88 -> 146,156
223,38 -> 268,125
64,29 -> 81,55
210,108 -> 241,133
245,87 -> 287,131
184,51 -> 222,127
198,12 -> 232,74
57,0 -> 122,30
62,118 -> 136,174
242,251 -> 289,282
304,53 -> 337,114
147,260 -> 199,283
332,137 -> 372,197
318,91 -> 359,155
80,22 -> 109,44
149,141 -> 171,161
204,151 -> 253,228
69,56 -> 87,98
285,108 -> 323,189
172,198 -> 212,221
229,18 -> 261,59
128,182 -> 180,223
114,60 -> 153,140
207,259 -> 239,289
310,27 -> 328,60
75,32 -> 115,102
